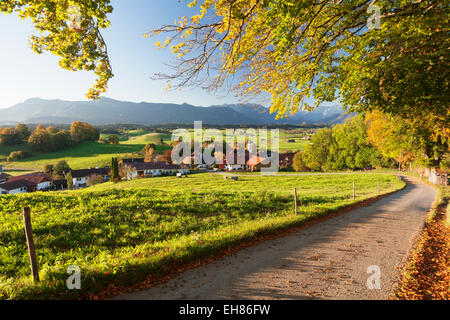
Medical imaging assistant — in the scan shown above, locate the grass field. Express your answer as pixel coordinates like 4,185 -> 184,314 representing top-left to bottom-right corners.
0,142 -> 146,170
0,173 -> 404,299
0,141 -> 170,171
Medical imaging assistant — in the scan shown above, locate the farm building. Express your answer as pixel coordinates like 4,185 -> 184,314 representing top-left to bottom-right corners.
121,158 -> 145,165
223,149 -> 251,171
125,161 -> 189,180
70,168 -> 111,187
6,172 -> 52,191
246,155 -> 267,172
0,179 -> 30,195
0,172 -> 10,183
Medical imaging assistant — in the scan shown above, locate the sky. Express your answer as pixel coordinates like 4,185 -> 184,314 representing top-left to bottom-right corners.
0,0 -> 256,109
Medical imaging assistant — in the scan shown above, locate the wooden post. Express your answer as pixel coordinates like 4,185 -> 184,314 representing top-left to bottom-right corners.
23,207 -> 39,283
294,187 -> 298,215
377,182 -> 380,195
353,181 -> 356,200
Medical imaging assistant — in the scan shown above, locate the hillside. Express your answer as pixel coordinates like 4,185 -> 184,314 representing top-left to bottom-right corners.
0,98 -> 354,126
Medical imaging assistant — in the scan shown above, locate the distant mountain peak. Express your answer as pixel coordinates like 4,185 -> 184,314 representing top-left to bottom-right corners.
0,98 -> 353,126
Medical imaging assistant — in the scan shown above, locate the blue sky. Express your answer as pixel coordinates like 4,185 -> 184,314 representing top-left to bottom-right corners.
0,0 -> 253,109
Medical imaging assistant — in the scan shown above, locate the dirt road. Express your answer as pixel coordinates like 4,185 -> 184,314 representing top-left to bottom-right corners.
114,177 -> 436,300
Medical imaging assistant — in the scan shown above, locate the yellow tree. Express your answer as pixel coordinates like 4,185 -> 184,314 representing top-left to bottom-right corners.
1,0 -> 114,99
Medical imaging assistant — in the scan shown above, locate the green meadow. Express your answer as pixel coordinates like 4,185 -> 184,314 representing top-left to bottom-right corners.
0,173 -> 404,299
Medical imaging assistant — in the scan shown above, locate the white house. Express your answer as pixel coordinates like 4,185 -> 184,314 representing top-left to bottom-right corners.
125,162 -> 189,180
0,180 -> 29,195
70,168 -> 111,187
225,164 -> 244,171
5,172 -> 52,192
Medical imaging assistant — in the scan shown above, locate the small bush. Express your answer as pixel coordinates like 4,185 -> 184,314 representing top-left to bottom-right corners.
6,150 -> 32,162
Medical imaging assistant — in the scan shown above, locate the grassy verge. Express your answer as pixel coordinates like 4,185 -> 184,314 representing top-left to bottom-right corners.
0,173 -> 404,299
393,183 -> 449,300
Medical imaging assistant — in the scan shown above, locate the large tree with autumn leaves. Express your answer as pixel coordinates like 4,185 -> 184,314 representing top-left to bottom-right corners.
0,0 -> 114,99
150,0 -> 448,164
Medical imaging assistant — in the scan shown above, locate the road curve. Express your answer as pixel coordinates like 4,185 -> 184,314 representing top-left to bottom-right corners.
114,177 -> 436,300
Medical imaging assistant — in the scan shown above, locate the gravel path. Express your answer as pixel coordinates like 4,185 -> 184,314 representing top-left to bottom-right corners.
114,177 -> 436,300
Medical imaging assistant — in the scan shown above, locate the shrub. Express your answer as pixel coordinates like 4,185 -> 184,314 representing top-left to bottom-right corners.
6,150 -> 32,161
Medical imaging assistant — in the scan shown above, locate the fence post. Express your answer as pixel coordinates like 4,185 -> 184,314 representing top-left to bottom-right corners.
23,207 -> 39,283
294,187 -> 298,215
377,182 -> 380,195
353,181 -> 356,200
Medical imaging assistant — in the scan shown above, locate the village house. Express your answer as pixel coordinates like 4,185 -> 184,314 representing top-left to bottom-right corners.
6,172 -> 52,192
222,149 -> 251,171
0,172 -> 10,183
70,168 -> 111,187
246,155 -> 267,172
125,161 -> 189,180
121,158 -> 145,165
0,179 -> 30,195
52,179 -> 68,191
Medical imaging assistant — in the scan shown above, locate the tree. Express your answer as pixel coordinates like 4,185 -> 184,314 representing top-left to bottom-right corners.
111,157 -> 121,182
15,124 -> 31,142
302,128 -> 334,172
7,150 -> 32,162
1,1 -> 114,99
54,160 -> 71,176
53,130 -> 73,150
330,116 -> 381,170
0,127 -> 21,146
66,172 -> 74,190
70,122 -> 99,143
152,1 -> 448,162
161,149 -> 173,164
86,174 -> 104,186
107,134 -> 120,144
365,110 -> 447,168
28,127 -> 51,151
292,152 -> 308,172
142,143 -> 157,162
43,164 -> 54,174
152,1 -> 447,120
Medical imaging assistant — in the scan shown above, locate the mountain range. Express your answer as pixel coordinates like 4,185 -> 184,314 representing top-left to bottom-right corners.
0,98 -> 354,126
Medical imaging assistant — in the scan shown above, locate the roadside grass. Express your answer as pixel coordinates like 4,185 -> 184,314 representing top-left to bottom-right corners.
0,173 -> 404,299
394,183 -> 450,300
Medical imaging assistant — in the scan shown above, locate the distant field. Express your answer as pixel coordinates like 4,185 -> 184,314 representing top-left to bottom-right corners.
0,172 -> 404,299
1,142 -> 148,170
126,132 -> 172,145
